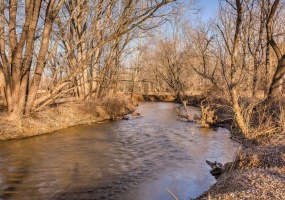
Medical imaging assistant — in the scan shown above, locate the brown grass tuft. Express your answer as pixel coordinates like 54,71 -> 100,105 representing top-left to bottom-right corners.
100,94 -> 136,119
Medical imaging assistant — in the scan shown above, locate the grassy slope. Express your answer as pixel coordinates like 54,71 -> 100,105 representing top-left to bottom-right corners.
0,95 -> 136,140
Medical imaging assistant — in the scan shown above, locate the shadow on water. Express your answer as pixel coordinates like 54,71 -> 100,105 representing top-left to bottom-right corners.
0,102 -> 238,200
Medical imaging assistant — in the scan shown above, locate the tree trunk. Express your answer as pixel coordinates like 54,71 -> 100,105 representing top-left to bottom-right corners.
26,3 -> 55,113
266,0 -> 284,99
77,74 -> 85,99
264,41 -> 270,94
252,59 -> 258,97
268,57 -> 285,98
231,88 -> 248,136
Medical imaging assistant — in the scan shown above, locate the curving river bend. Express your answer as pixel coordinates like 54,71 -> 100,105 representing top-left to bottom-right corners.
0,102 -> 238,199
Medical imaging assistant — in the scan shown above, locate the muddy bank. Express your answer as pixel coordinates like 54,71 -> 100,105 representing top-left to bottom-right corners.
0,95 -> 136,140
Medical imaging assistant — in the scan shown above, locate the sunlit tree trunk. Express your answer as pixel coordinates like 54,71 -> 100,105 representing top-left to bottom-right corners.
26,0 -> 65,114
266,0 -> 285,99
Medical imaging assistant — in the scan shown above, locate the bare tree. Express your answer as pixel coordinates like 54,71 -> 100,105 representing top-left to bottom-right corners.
0,0 -> 178,119
0,0 -> 65,119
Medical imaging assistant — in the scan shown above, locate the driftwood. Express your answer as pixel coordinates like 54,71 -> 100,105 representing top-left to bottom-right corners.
176,98 -> 234,129
165,187 -> 179,200
206,160 -> 233,178
175,99 -> 215,125
176,100 -> 197,122
176,99 -> 218,126
199,99 -> 218,127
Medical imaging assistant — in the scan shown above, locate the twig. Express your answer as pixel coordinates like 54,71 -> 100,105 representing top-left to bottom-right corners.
230,136 -> 244,144
176,102 -> 196,122
165,187 -> 179,200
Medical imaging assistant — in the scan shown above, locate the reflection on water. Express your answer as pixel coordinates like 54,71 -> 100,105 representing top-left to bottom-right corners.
0,102 -> 238,199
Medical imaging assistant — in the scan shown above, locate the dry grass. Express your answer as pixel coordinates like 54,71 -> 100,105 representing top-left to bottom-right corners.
100,93 -> 136,119
240,99 -> 285,141
236,145 -> 285,169
0,94 -> 135,140
198,97 -> 285,142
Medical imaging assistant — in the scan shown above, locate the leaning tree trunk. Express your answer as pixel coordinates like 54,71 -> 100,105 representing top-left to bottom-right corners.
229,0 -> 248,136
0,69 -> 6,106
267,57 -> 285,99
26,0 -> 64,113
26,20 -> 53,113
231,88 -> 248,136
266,0 -> 285,99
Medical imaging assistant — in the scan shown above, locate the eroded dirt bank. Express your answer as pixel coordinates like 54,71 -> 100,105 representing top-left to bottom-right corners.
0,95 -> 136,140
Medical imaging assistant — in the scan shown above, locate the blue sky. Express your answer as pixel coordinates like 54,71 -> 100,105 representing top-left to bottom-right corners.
198,0 -> 220,21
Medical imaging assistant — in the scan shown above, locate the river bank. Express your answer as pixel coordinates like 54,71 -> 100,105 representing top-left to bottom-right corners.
0,94 -> 136,140
0,93 -> 180,141
174,96 -> 285,199
197,137 -> 285,199
195,97 -> 285,199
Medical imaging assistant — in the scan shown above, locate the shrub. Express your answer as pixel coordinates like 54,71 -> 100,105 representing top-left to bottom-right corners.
241,98 -> 285,142
99,94 -> 135,119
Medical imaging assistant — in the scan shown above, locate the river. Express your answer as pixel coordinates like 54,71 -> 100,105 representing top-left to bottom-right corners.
0,102 -> 238,199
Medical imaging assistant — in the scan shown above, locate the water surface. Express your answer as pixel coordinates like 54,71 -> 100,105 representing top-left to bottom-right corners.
0,102 -> 237,199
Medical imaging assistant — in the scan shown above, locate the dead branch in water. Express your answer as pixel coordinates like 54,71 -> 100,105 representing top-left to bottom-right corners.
165,187 -> 179,200
176,100 -> 196,122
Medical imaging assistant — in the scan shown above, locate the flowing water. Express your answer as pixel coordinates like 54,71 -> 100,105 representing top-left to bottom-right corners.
0,102 -> 238,200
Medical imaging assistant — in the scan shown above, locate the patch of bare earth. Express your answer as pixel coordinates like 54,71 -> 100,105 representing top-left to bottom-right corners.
0,95 -> 136,140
